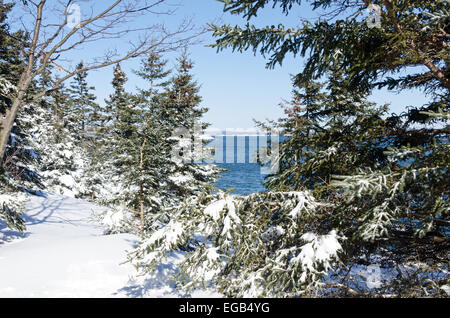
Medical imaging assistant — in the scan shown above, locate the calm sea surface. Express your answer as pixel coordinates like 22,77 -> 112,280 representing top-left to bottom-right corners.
214,163 -> 267,195
207,135 -> 280,195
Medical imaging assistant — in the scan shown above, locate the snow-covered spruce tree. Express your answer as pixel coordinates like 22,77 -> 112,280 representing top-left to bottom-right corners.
327,95 -> 449,296
3,61 -> 93,200
167,53 -> 221,193
99,54 -> 221,235
68,62 -> 102,148
206,0 -> 449,296
128,59 -> 360,298
1,89 -> 40,234
129,190 -> 345,297
64,63 -> 111,201
1,75 -> 41,188
21,70 -> 91,198
129,53 -> 178,233
133,52 -> 171,109
104,64 -> 130,132
78,64 -> 130,207
100,63 -> 166,233
97,61 -> 170,233
0,3 -> 37,233
137,53 -> 221,230
0,76 -> 28,234
330,97 -> 449,253
22,104 -> 89,198
261,66 -> 391,196
255,66 -> 448,296
0,2 -> 28,88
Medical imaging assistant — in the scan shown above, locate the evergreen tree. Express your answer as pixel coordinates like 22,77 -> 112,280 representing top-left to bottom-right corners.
96,62 -> 170,233
0,2 -> 33,170
132,0 -> 449,297
0,2 -> 28,87
160,53 -> 218,197
130,189 -> 341,297
264,65 -> 390,196
134,52 -> 171,108
128,53 -> 223,271
131,53 -> 175,232
68,62 -> 101,145
14,67 -> 90,198
100,55 -> 220,235
0,2 -> 37,233
163,53 -> 208,129
104,64 -> 129,129
20,100 -> 89,198
50,81 -> 75,143
0,76 -> 28,234
210,0 -> 450,93
106,63 -> 162,233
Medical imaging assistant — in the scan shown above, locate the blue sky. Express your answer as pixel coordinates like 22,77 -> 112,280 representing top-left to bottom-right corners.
73,0 -> 308,129
23,0 -> 432,130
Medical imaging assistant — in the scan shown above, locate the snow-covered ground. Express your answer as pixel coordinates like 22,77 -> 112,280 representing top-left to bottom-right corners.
0,193 -> 219,298
1,193 -> 448,297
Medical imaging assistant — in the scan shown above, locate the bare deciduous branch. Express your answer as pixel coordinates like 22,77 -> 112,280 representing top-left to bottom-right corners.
0,0 -> 204,160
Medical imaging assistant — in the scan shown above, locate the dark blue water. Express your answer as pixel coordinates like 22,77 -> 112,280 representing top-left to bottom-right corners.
214,163 -> 267,195
207,135 -> 275,195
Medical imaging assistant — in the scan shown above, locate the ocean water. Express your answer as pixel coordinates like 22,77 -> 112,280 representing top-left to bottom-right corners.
207,135 -> 277,195
214,163 -> 267,195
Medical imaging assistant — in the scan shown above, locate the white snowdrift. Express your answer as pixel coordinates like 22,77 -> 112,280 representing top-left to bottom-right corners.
0,193 -> 219,298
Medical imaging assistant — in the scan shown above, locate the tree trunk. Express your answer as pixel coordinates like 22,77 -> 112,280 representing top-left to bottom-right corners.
0,94 -> 24,164
138,138 -> 147,235
139,183 -> 144,235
